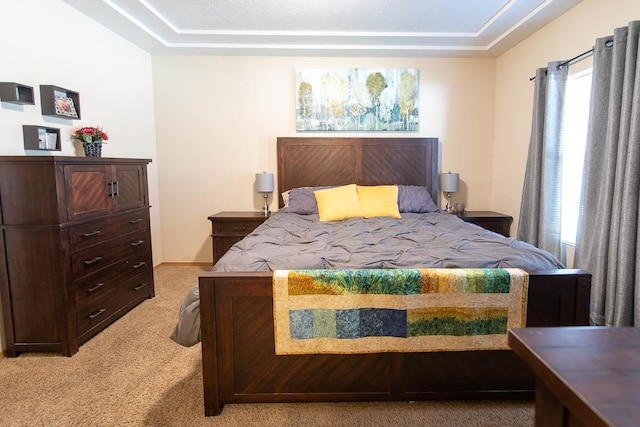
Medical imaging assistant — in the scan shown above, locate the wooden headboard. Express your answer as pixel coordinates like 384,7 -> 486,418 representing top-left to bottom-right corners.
277,137 -> 439,207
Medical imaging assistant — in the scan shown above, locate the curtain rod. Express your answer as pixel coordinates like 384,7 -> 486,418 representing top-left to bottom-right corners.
529,39 -> 613,81
529,48 -> 593,81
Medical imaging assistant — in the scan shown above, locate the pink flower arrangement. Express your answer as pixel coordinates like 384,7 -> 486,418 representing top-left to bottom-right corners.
73,126 -> 109,143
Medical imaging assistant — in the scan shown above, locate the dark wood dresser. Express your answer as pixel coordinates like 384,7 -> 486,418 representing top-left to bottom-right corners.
0,156 -> 155,357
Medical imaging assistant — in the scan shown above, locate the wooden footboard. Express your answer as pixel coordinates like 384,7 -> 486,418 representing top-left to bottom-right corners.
198,270 -> 591,416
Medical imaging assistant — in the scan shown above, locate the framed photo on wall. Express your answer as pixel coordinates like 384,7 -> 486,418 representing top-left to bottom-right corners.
53,95 -> 78,118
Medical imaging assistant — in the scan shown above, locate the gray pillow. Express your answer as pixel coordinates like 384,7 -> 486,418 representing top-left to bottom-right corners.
286,186 -> 332,214
286,185 -> 438,214
397,185 -> 439,213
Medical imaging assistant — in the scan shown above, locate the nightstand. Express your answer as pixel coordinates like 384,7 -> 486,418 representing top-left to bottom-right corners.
208,211 -> 269,265
457,211 -> 513,237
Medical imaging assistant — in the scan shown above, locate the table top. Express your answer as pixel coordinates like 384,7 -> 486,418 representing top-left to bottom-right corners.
208,211 -> 270,220
508,327 -> 640,427
456,211 -> 513,220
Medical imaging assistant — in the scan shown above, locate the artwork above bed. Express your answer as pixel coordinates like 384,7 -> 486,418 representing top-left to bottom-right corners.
295,68 -> 419,132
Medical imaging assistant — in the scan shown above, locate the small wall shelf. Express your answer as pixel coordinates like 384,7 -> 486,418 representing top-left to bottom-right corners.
23,125 -> 61,151
40,85 -> 81,119
0,82 -> 35,105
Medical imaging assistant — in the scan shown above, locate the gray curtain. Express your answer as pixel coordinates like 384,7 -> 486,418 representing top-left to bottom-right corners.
518,62 -> 568,263
574,21 -> 640,326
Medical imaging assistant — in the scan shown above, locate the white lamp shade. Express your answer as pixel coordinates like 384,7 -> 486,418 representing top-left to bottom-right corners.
256,172 -> 274,193
440,172 -> 459,193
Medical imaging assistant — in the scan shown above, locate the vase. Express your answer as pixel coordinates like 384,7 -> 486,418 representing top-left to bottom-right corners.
83,142 -> 102,157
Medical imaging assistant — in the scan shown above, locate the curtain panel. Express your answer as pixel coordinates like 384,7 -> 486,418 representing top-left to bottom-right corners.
518,62 -> 567,264
574,21 -> 640,326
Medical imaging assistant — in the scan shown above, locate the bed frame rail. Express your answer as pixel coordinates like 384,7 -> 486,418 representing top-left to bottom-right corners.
198,269 -> 591,416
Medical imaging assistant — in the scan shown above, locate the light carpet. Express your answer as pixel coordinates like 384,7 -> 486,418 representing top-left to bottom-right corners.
0,265 -> 534,426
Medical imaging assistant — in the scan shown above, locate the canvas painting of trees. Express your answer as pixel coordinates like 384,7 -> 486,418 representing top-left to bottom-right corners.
295,68 -> 419,132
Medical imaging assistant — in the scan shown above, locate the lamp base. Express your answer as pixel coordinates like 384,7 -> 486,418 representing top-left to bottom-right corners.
444,192 -> 454,213
261,192 -> 270,216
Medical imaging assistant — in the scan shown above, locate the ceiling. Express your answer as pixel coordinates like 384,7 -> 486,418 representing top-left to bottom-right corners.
61,0 -> 582,57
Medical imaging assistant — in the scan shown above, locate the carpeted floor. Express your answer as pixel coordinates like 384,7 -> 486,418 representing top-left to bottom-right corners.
0,265 -> 534,426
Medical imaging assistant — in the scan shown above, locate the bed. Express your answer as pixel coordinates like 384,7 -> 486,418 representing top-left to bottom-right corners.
188,137 -> 591,416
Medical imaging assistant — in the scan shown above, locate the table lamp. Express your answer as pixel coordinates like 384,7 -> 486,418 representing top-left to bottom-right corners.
440,172 -> 459,213
256,171 -> 274,216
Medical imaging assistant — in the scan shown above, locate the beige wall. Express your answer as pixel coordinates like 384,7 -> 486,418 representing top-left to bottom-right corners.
493,0 -> 640,235
152,56 -> 496,262
0,0 -> 161,351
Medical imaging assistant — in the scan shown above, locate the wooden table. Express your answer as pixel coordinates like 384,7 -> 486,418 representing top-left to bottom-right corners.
508,327 -> 640,427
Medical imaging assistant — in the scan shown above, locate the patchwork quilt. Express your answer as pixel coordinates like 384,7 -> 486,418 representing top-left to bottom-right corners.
273,268 -> 528,354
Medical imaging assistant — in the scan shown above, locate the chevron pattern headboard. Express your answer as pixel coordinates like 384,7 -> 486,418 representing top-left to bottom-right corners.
277,137 -> 439,207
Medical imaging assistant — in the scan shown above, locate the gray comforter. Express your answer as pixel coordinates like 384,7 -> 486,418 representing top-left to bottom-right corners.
215,211 -> 563,271
171,211 -> 563,346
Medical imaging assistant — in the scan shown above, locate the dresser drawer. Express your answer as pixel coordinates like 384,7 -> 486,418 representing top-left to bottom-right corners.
69,210 -> 149,251
71,229 -> 151,280
213,219 -> 261,235
76,274 -> 153,338
74,253 -> 152,308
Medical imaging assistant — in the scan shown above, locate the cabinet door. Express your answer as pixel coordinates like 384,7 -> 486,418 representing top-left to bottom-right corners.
64,165 -> 111,221
113,164 -> 147,212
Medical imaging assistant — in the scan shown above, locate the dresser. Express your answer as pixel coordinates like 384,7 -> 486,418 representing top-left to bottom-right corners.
0,156 -> 154,357
208,211 -> 269,265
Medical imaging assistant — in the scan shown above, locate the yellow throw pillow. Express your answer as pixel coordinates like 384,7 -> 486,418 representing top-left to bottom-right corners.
356,185 -> 401,218
314,184 -> 364,221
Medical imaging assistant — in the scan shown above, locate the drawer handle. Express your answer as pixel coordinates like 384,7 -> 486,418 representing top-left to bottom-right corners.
84,256 -> 103,266
131,240 -> 145,247
129,219 -> 143,224
133,261 -> 146,269
86,282 -> 105,294
133,283 -> 147,291
234,226 -> 247,232
88,308 -> 106,320
82,230 -> 101,238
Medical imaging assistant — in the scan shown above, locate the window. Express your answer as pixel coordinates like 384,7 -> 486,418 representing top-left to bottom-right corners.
561,69 -> 592,245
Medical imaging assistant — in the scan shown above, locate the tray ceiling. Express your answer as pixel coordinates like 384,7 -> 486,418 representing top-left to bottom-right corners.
61,0 -> 582,56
